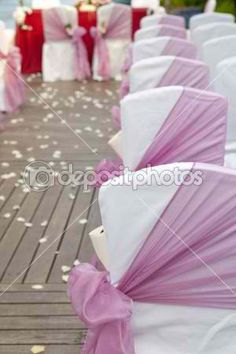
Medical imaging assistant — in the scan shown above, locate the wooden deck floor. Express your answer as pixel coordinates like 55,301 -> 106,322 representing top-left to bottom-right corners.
0,76 -> 118,353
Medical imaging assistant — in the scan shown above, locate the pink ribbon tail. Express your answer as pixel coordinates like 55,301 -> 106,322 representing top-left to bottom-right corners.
68,263 -> 135,354
112,105 -> 121,130
90,27 -> 111,80
72,26 -> 91,80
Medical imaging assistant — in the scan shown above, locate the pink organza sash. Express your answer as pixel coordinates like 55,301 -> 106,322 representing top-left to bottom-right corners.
159,58 -> 209,89
69,164 -> 236,354
72,27 -> 91,80
91,4 -> 131,79
43,8 -> 90,80
93,158 -> 123,187
0,47 -> 25,113
137,88 -> 227,169
159,15 -> 185,28
158,25 -> 186,39
162,37 -> 197,58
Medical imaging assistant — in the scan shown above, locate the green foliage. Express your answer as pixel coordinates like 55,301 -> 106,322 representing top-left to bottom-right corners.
161,0 -> 235,13
216,0 -> 235,15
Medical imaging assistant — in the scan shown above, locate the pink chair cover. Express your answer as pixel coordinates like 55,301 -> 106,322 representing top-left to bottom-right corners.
115,58 -> 209,129
91,4 -> 131,79
69,163 -> 236,354
0,47 -> 25,114
42,8 -> 91,80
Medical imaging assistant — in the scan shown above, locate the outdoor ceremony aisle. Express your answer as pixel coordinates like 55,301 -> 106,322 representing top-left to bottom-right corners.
0,76 -> 118,354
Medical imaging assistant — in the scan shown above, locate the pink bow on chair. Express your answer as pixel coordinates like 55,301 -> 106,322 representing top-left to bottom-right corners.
90,27 -> 111,80
0,47 -> 25,114
68,263 -> 134,354
72,26 -> 91,80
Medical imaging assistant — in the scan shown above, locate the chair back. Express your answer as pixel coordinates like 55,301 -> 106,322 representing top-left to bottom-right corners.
135,24 -> 187,41
133,37 -> 197,63
129,56 -> 209,93
42,5 -> 77,42
120,86 -> 227,170
141,14 -> 185,28
190,13 -> 234,32
215,57 -> 236,143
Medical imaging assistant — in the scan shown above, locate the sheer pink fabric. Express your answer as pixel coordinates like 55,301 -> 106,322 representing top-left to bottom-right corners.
137,88 -> 227,169
120,38 -> 197,96
156,24 -> 187,39
162,37 -> 197,58
0,47 -> 25,114
42,8 -> 90,80
69,164 -> 236,354
159,15 -> 185,28
91,4 -> 131,79
159,58 -> 209,89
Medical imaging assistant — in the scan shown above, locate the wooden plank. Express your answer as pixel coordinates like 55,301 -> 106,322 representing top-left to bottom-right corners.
0,284 -> 66,292
2,184 -> 62,283
0,292 -> 68,304
48,186 -> 94,283
0,303 -> 73,316
0,316 -> 83,330
0,186 -> 27,242
0,191 -> 44,280
24,186 -> 76,283
0,345 -> 82,354
78,189 -> 101,263
0,330 -> 86,344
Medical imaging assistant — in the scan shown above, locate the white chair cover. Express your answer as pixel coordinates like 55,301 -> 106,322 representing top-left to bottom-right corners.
189,13 -> 234,32
133,37 -> 197,64
214,57 -> 236,162
120,86 -> 227,170
135,24 -> 187,41
92,3 -> 131,80
202,35 -> 236,80
129,56 -> 209,93
97,162 -> 236,354
141,14 -> 185,29
32,0 -> 61,9
192,22 -> 236,58
42,5 -> 82,82
204,0 -> 217,12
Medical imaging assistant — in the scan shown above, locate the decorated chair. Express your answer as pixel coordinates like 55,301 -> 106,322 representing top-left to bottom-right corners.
189,13 -> 234,32
141,14 -> 185,29
0,25 -> 25,128
123,56 -> 209,98
32,0 -> 61,9
214,57 -> 236,168
123,37 -> 197,75
135,24 -> 187,42
69,162 -> 236,354
191,22 -> 236,58
42,5 -> 90,82
202,35 -> 236,80
96,86 -> 227,185
113,57 -> 209,129
91,3 -> 132,81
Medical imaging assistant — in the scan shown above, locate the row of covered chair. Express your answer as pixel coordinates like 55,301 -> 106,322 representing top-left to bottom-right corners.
0,20 -> 25,129
68,9 -> 236,354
